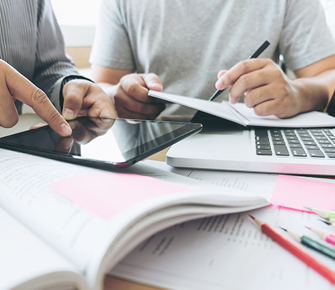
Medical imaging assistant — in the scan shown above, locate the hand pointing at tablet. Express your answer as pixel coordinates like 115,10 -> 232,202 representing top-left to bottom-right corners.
0,60 -> 72,136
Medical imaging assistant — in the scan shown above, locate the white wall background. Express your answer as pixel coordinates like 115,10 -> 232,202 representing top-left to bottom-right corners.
51,0 -> 335,47
50,0 -> 102,47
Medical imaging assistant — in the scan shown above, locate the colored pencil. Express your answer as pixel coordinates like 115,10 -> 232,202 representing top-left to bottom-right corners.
249,215 -> 335,285
280,227 -> 335,260
306,226 -> 335,247
305,207 -> 335,220
320,219 -> 335,229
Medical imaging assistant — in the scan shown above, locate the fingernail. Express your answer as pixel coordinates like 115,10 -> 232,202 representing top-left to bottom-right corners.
60,123 -> 72,136
215,80 -> 224,90
229,94 -> 236,104
69,121 -> 77,130
150,83 -> 163,90
63,108 -> 75,120
63,138 -> 74,150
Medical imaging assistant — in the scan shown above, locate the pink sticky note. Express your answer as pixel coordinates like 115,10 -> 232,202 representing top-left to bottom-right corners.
270,175 -> 335,212
49,173 -> 191,220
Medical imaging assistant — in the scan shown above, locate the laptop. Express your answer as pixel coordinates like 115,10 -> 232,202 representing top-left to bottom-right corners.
166,110 -> 335,176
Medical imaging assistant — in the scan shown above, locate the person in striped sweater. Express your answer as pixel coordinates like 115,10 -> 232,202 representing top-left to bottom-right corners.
0,0 -> 117,136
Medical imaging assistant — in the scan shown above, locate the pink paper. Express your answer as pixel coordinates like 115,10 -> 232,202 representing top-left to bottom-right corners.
49,173 -> 191,220
270,175 -> 335,212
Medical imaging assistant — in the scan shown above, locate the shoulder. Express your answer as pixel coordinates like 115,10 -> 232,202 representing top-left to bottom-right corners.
285,0 -> 324,18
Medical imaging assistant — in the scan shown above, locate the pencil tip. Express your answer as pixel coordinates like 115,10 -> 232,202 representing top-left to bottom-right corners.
249,215 -> 255,220
305,226 -> 311,230
304,206 -> 312,211
278,226 -> 287,232
320,219 -> 331,225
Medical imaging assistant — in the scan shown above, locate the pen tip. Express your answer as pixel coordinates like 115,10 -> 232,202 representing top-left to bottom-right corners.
249,215 -> 255,220
278,226 -> 287,232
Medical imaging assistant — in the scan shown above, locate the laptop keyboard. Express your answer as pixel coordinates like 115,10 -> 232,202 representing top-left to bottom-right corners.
255,128 -> 335,158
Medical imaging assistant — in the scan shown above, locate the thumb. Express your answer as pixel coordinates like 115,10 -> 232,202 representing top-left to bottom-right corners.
142,73 -> 163,91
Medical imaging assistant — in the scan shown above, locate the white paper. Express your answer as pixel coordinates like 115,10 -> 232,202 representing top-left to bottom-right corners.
144,160 -> 279,201
112,206 -> 335,290
149,90 -> 335,128
0,206 -> 87,290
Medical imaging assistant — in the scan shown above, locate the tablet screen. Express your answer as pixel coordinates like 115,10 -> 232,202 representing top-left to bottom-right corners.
0,117 -> 202,169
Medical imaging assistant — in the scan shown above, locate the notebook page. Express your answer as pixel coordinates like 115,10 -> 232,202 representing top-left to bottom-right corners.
149,91 -> 247,126
232,102 -> 335,128
149,90 -> 335,128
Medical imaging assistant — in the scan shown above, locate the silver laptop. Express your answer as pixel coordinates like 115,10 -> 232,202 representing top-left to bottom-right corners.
167,112 -> 335,176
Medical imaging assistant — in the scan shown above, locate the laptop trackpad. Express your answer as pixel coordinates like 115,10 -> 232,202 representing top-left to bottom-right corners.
169,130 -> 251,160
207,130 -> 250,154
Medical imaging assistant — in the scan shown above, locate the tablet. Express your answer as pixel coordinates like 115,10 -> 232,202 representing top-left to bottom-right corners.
0,117 -> 202,170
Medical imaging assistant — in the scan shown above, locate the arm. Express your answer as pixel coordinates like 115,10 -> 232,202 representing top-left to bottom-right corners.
91,65 -> 165,119
215,55 -> 335,118
33,0 -> 116,119
90,0 -> 165,119
294,55 -> 335,112
216,0 -> 335,118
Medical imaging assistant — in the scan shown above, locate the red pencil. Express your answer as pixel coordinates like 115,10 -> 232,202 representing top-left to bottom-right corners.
249,215 -> 335,285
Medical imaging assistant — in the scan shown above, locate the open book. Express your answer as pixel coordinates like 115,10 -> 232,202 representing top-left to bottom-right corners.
0,149 -> 269,290
149,91 -> 335,128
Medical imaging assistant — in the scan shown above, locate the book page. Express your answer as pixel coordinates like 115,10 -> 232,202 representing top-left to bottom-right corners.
0,150 -> 266,289
112,206 -> 335,290
0,150 -> 197,287
0,206 -> 87,290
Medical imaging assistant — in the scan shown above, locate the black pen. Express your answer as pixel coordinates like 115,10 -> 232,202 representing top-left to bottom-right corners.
209,40 -> 270,102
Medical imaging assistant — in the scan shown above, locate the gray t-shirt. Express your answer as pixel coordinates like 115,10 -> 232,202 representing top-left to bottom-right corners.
90,0 -> 335,116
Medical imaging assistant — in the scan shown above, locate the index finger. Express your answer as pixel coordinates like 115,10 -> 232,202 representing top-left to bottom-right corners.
215,59 -> 269,90
4,63 -> 72,136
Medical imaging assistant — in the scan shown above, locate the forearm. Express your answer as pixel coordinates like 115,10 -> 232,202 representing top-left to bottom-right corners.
293,68 -> 335,113
33,0 -> 80,105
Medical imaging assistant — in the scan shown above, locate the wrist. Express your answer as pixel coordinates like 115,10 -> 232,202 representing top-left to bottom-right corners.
60,75 -> 94,110
292,79 -> 329,113
326,90 -> 335,117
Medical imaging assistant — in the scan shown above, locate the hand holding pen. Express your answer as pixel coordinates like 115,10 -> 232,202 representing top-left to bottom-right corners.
211,38 -> 309,119
209,40 -> 270,102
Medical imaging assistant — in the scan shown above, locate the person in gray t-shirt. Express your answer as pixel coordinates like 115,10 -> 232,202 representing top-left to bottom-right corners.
90,0 -> 335,120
